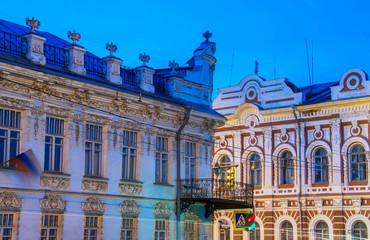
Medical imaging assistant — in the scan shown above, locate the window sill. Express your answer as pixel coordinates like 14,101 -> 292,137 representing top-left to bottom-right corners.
312,182 -> 329,187
83,175 -> 109,181
278,184 -> 294,189
154,182 -> 175,187
0,166 -> 17,171
120,179 -> 143,184
42,171 -> 71,177
348,181 -> 368,186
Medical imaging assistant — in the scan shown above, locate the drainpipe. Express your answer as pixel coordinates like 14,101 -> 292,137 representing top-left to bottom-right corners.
292,106 -> 303,240
176,106 -> 192,240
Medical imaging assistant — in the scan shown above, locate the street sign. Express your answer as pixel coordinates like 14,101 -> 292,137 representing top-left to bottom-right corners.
234,210 -> 251,231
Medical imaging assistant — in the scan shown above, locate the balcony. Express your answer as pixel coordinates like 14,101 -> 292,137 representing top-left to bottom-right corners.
179,178 -> 254,218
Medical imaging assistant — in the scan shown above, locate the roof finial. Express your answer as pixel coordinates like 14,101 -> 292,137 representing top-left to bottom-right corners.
25,17 -> 40,32
139,53 -> 150,66
68,30 -> 81,45
106,42 -> 117,56
169,60 -> 179,73
203,30 -> 212,42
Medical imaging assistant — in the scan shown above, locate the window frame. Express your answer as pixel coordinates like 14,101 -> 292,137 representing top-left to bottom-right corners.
121,217 -> 138,240
314,221 -> 329,240
352,220 -> 368,240
249,153 -> 262,186
44,116 -> 65,173
122,130 -> 138,180
280,151 -> 294,185
313,148 -> 329,184
154,218 -> 168,240
185,141 -> 197,180
155,136 -> 169,184
85,124 -> 103,177
0,212 -> 19,240
280,221 -> 293,240
40,213 -> 63,240
349,144 -> 367,182
83,215 -> 101,240
0,109 -> 21,168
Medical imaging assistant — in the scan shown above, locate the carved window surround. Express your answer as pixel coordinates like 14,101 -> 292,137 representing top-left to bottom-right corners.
119,200 -> 141,216
118,180 -> 143,197
40,172 -> 71,191
0,191 -> 23,211
81,176 -> 108,193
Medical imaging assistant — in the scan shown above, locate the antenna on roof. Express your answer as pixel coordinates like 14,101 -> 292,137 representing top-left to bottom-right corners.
274,54 -> 276,79
305,38 -> 312,87
254,60 -> 259,75
229,44 -> 235,87
311,40 -> 314,86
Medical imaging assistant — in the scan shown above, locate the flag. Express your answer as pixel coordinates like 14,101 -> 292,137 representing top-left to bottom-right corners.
8,149 -> 41,179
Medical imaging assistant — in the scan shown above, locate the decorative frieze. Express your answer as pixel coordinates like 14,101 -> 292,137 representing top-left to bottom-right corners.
81,179 -> 108,193
81,196 -> 106,215
119,200 -> 141,216
153,202 -> 171,217
39,193 -> 65,213
118,182 -> 143,196
40,175 -> 70,191
0,192 -> 23,211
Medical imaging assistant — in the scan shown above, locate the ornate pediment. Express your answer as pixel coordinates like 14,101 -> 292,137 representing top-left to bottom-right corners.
183,205 -> 200,218
81,196 -> 106,215
39,193 -> 65,213
153,202 -> 171,217
119,200 -> 141,216
0,191 -> 23,211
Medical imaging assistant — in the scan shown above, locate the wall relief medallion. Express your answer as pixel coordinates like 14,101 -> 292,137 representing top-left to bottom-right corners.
0,191 -> 23,211
81,179 -> 108,193
40,175 -> 70,191
81,196 -> 106,215
39,193 -> 65,213
118,183 -> 143,196
119,200 -> 141,216
153,202 -> 171,217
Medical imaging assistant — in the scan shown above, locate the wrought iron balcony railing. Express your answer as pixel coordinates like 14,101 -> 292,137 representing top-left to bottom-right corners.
179,178 -> 254,206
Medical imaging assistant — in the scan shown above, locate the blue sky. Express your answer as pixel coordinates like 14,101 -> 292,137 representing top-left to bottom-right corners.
1,0 -> 370,99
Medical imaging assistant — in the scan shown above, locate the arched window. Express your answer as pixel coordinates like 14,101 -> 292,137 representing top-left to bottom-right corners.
350,145 -> 367,182
250,222 -> 260,240
314,221 -> 329,240
220,156 -> 231,186
280,151 -> 294,185
352,221 -> 367,240
280,221 -> 293,240
314,148 -> 328,183
250,153 -> 261,186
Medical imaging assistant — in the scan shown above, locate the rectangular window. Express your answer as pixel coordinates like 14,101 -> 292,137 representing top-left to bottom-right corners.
83,216 -> 99,240
44,117 -> 64,172
121,217 -> 134,240
85,124 -> 103,177
0,109 -> 20,167
122,130 -> 137,180
155,137 -> 168,184
0,213 -> 14,240
184,220 -> 196,240
185,142 -> 197,180
40,214 -> 59,240
154,219 -> 167,240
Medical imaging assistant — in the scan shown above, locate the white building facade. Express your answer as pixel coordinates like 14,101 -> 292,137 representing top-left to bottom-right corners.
212,69 -> 370,240
0,19 -> 225,239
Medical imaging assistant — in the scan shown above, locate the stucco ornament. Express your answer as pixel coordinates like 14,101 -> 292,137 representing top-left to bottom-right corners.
68,30 -> 81,45
0,191 -> 23,211
169,60 -> 179,73
106,42 -> 117,56
39,193 -> 65,213
183,205 -> 201,218
352,197 -> 362,214
203,30 -> 212,42
81,179 -> 108,193
153,202 -> 171,217
81,196 -> 106,215
314,198 -> 323,214
139,53 -> 150,65
119,200 -> 141,216
118,183 -> 143,196
25,17 -> 40,31
40,175 -> 70,191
